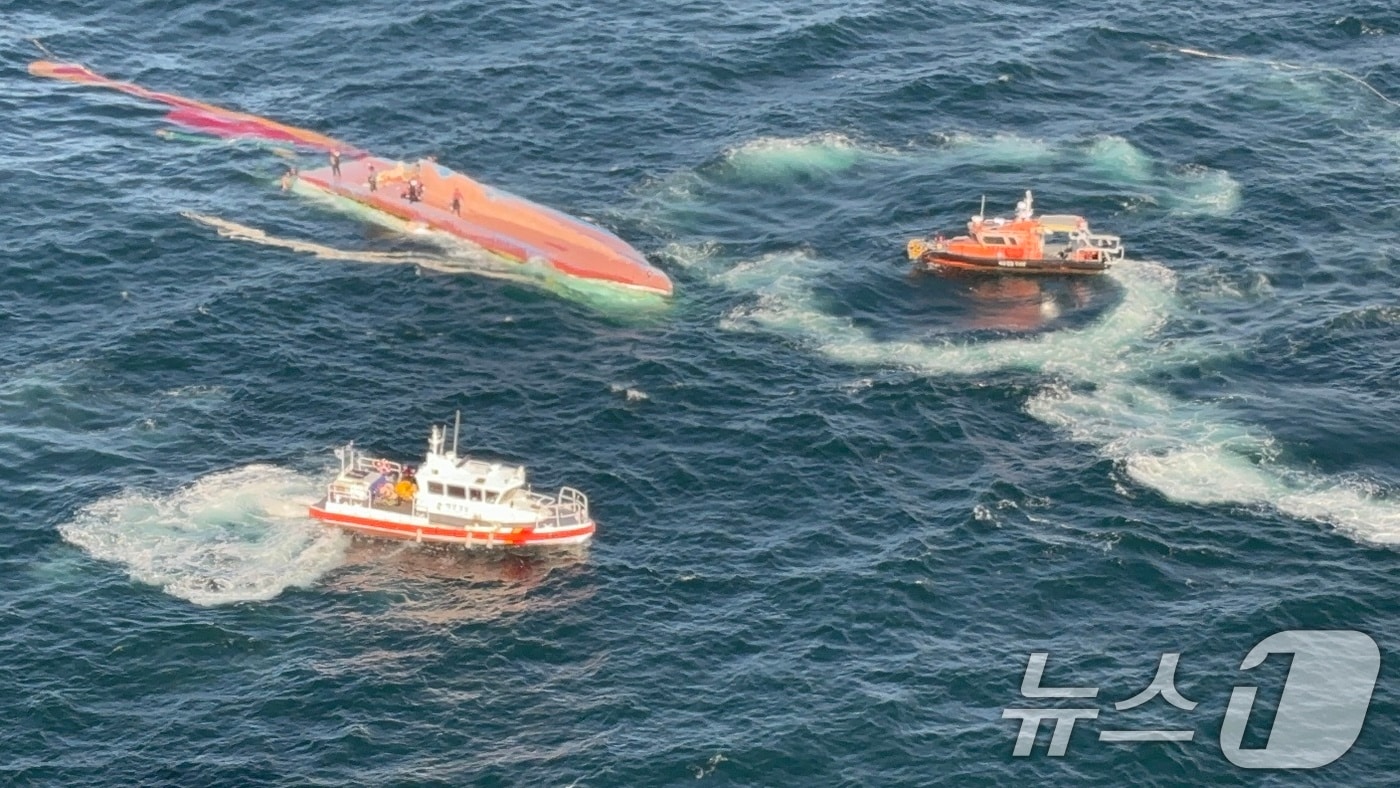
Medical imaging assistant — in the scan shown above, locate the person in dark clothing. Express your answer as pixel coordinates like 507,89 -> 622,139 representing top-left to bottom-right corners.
450,188 -> 462,216
330,149 -> 341,178
367,165 -> 378,192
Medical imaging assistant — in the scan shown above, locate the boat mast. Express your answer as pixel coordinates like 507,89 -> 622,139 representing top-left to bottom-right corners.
453,410 -> 461,457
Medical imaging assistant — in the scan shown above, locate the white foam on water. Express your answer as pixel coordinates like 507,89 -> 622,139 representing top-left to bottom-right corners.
182,212 -> 665,315
609,382 -> 650,402
932,131 -> 1058,166
726,255 -> 1177,379
1191,267 -> 1274,302
721,133 -> 875,181
1162,164 -> 1242,216
1083,135 -> 1155,183
716,247 -> 1400,544
717,250 -> 853,336
923,132 -> 1239,217
657,240 -> 723,273
59,464 -> 347,605
1029,381 -> 1400,543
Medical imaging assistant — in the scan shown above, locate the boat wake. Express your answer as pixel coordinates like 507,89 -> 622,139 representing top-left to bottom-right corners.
58,464 -> 346,605
645,126 -> 1397,542
716,252 -> 1400,544
183,212 -> 669,314
182,212 -> 533,278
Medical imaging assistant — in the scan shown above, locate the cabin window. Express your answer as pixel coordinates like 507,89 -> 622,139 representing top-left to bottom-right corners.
447,485 -> 466,498
982,236 -> 1007,245
426,482 -> 444,495
469,489 -> 483,502
484,492 -> 499,504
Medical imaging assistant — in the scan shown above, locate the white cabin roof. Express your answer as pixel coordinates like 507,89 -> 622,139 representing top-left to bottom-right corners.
1038,214 -> 1088,232
420,451 -> 527,493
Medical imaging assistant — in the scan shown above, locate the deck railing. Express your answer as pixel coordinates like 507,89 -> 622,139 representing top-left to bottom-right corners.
548,487 -> 590,528
328,443 -> 403,505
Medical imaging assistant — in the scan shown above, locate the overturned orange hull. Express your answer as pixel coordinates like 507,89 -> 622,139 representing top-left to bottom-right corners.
299,159 -> 672,296
29,59 -> 671,297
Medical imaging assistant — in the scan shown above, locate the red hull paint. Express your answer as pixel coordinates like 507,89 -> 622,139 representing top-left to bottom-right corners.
918,252 -> 1110,275
308,505 -> 594,546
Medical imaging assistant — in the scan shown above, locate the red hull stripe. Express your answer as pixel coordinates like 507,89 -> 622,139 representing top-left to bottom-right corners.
308,506 -> 594,545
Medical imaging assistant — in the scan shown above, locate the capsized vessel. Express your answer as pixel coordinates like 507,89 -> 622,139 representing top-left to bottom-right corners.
296,157 -> 672,296
28,58 -> 672,298
907,191 -> 1124,275
308,416 -> 595,547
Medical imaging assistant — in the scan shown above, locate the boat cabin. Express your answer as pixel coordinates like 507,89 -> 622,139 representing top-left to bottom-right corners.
411,424 -> 541,524
944,192 -> 1123,264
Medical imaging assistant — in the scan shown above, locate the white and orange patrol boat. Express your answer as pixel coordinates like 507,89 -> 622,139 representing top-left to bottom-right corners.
907,191 -> 1124,275
308,416 -> 595,547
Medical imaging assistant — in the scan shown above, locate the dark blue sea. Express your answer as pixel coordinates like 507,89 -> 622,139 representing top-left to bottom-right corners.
3,0 -> 1399,784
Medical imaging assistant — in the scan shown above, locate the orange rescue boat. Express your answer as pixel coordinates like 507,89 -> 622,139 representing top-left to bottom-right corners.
907,191 -> 1124,275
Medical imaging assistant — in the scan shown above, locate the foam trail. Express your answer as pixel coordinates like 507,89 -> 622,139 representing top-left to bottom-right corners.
59,465 -> 347,605
1029,382 -> 1400,543
183,212 -> 667,314
721,133 -> 875,182
724,254 -> 1177,380
1079,138 -> 1240,215
183,212 -> 546,282
1084,136 -> 1155,183
1164,165 -> 1241,216
932,132 -> 1058,166
718,252 -> 1400,544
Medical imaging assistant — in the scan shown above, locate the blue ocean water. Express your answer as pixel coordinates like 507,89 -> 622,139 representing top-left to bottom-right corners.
2,0 -> 1399,784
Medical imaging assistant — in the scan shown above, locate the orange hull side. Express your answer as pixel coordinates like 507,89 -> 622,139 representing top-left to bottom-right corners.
300,157 -> 672,295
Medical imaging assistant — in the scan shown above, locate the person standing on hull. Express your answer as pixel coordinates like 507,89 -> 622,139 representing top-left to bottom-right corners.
451,187 -> 462,216
366,165 -> 378,192
330,149 -> 341,178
